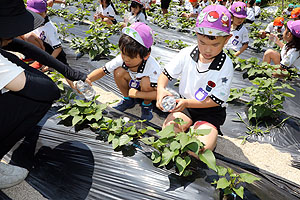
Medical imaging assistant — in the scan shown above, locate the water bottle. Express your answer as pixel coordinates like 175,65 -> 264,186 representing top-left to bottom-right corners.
267,29 -> 276,48
161,88 -> 180,112
75,80 -> 96,101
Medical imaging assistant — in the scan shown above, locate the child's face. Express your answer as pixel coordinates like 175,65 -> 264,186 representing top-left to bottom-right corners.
131,6 -> 141,15
121,52 -> 143,68
232,16 -> 245,26
191,2 -> 198,7
283,28 -> 293,43
197,33 -> 231,61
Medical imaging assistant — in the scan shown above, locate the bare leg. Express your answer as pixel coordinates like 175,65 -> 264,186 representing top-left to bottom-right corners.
113,67 -> 131,97
263,49 -> 280,65
163,112 -> 193,132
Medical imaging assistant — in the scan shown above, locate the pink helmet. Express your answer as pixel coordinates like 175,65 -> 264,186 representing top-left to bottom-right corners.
195,5 -> 231,36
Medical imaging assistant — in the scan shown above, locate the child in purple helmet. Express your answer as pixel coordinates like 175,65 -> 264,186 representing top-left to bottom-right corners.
263,20 -> 300,77
156,5 -> 233,153
87,22 -> 161,121
225,1 -> 249,57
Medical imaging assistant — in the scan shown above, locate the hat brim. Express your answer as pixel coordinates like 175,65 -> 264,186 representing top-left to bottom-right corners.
0,9 -> 44,38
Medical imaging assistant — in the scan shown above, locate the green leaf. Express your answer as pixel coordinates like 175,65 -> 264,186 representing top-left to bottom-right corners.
216,177 -> 230,189
173,118 -> 187,125
170,141 -> 181,151
112,138 -> 119,149
281,92 -> 295,98
216,165 -> 228,176
151,151 -> 161,163
128,126 -> 138,136
108,133 -> 115,143
75,100 -> 91,107
58,114 -> 69,120
233,186 -> 244,199
157,124 -> 175,139
177,132 -> 189,150
186,142 -> 200,153
140,137 -> 155,145
199,149 -> 217,172
159,148 -> 179,167
239,173 -> 260,183
72,115 -> 83,126
176,156 -> 191,176
69,107 -> 80,116
119,134 -> 133,146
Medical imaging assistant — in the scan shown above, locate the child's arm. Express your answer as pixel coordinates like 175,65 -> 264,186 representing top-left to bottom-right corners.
273,34 -> 284,48
173,97 -> 219,112
234,43 -> 248,57
128,88 -> 157,100
189,13 -> 198,18
156,73 -> 171,111
87,67 -> 106,82
51,47 -> 62,59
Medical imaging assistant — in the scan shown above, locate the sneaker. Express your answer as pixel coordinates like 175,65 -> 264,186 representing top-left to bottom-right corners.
141,103 -> 153,121
113,97 -> 136,112
0,162 -> 29,189
30,61 -> 43,69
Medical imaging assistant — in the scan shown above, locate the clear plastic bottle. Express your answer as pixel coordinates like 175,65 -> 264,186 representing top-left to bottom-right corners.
75,80 -> 96,101
267,29 -> 276,48
161,88 -> 180,112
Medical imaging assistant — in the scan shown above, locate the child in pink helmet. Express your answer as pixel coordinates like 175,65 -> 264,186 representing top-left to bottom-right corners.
263,20 -> 300,77
225,1 -> 249,57
156,5 -> 233,153
87,22 -> 161,121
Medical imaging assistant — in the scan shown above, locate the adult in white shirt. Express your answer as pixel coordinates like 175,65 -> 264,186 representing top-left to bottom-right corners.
0,0 -> 89,189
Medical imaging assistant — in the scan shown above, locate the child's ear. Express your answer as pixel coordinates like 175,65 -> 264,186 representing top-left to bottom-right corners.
224,34 -> 232,44
143,52 -> 151,60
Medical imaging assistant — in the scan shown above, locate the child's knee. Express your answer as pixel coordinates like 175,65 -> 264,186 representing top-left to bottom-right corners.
113,67 -> 126,79
140,77 -> 152,91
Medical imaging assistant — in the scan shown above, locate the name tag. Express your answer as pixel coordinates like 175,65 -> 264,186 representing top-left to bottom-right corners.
129,79 -> 140,89
195,88 -> 208,101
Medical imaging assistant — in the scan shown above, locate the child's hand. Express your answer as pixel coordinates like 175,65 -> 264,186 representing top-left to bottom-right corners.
85,77 -> 92,86
270,33 -> 280,43
156,87 -> 170,111
171,99 -> 187,112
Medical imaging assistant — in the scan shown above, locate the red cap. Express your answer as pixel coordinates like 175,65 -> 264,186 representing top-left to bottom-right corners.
290,7 -> 300,19
273,17 -> 284,27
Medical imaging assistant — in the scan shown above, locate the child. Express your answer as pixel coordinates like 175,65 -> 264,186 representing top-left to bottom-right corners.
263,20 -> 300,77
156,5 -> 233,152
245,0 -> 255,24
94,0 -> 117,25
181,0 -> 202,19
200,0 -> 210,8
87,22 -> 161,121
282,4 -> 294,17
225,1 -> 249,57
260,17 -> 285,39
290,7 -> 300,20
254,0 -> 261,18
225,0 -> 233,8
126,0 -> 147,25
25,0 -> 68,70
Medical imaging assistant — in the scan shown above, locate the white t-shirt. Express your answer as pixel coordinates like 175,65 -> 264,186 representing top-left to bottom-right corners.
0,53 -> 24,93
33,17 -> 61,49
283,9 -> 292,16
163,46 -> 233,106
128,12 -> 147,24
280,45 -> 300,71
254,6 -> 261,17
185,2 -> 201,15
225,24 -> 249,52
101,4 -> 116,18
200,0 -> 210,8
103,54 -> 161,87
265,22 -> 285,34
246,7 -> 255,21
